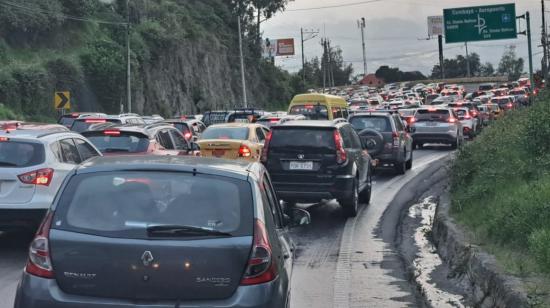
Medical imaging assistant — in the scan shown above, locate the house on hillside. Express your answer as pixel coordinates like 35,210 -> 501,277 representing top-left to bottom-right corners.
359,74 -> 385,87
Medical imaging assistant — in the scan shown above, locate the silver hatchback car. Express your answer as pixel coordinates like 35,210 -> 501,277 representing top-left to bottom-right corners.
0,122 -> 101,231
14,156 -> 310,308
411,108 -> 464,149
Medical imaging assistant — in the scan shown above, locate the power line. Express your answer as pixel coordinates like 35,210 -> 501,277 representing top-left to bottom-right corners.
286,0 -> 384,12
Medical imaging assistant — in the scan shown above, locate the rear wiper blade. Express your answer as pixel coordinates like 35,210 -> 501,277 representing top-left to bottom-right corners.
0,162 -> 18,166
146,225 -> 232,237
103,148 -> 131,153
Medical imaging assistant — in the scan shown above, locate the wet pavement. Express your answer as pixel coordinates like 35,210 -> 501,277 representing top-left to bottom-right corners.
0,147 -> 453,308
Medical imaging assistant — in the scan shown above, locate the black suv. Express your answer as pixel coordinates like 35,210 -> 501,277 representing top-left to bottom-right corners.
348,112 -> 413,174
262,120 -> 373,217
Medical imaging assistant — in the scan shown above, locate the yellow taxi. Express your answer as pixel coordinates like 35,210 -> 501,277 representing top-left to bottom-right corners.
288,93 -> 349,120
197,123 -> 270,161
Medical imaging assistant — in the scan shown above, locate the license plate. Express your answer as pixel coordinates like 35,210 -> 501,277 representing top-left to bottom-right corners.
289,161 -> 314,170
212,149 -> 226,157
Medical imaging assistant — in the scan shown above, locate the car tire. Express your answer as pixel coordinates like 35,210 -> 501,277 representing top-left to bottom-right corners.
395,158 -> 406,175
359,172 -> 372,204
406,151 -> 413,170
416,142 -> 424,149
451,134 -> 459,149
341,179 -> 359,217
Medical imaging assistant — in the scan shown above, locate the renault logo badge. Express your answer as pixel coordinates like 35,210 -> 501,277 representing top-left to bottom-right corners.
297,154 -> 305,160
141,251 -> 154,267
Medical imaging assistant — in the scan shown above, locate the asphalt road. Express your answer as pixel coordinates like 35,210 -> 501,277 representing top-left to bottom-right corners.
0,147 -> 451,308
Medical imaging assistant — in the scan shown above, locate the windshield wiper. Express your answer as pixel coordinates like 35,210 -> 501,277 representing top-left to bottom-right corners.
146,225 -> 232,237
0,162 -> 18,167
103,148 -> 131,153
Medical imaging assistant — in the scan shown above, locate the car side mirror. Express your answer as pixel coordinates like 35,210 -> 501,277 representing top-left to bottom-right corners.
284,208 -> 311,228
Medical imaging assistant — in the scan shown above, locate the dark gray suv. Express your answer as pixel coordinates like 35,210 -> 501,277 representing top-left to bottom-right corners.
15,156 -> 310,308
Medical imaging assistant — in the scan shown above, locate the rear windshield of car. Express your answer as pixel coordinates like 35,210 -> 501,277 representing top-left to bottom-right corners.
0,140 -> 45,168
53,171 -> 253,239
415,110 -> 451,122
289,105 -> 329,120
491,98 -> 510,105
71,119 -> 121,133
350,116 -> 392,132
455,109 -> 469,118
479,85 -> 494,91
509,90 -> 526,95
84,132 -> 150,153
172,123 -> 191,135
399,110 -> 416,117
58,117 -> 76,127
201,127 -> 249,140
270,128 -> 335,152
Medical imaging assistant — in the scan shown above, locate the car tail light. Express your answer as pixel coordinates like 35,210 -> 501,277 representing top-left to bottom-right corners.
104,130 -> 121,136
392,131 -> 400,147
333,130 -> 347,164
184,132 -> 192,140
239,144 -> 252,157
448,117 -> 457,124
25,212 -> 55,279
506,103 -> 513,109
260,131 -> 272,163
470,110 -> 478,117
270,119 -> 279,123
0,137 -> 9,142
18,169 -> 54,186
464,113 -> 472,120
241,219 -> 277,285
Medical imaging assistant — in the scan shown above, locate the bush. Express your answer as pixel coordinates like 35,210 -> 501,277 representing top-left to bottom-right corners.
529,228 -> 550,270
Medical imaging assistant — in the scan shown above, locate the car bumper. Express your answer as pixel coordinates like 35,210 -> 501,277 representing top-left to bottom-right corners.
412,133 -> 457,144
0,209 -> 47,230
273,175 -> 354,202
15,272 -> 286,308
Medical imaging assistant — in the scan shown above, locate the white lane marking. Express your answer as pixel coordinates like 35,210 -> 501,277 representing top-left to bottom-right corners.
333,152 -> 449,308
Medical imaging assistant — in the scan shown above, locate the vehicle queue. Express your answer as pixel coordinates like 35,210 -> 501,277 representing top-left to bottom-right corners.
0,78 -> 533,308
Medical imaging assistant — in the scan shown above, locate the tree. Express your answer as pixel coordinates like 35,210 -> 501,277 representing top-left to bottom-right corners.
498,46 -> 524,81
298,47 -> 353,88
375,66 -> 426,83
479,62 -> 495,77
431,52 -> 482,78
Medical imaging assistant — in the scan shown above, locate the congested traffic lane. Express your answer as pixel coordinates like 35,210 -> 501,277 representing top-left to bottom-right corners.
289,147 -> 451,308
0,147 -> 451,308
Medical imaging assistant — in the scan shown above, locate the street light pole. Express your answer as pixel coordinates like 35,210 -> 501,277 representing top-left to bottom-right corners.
238,16 -> 248,108
541,0 -> 549,83
518,12 -> 535,94
465,41 -> 471,78
301,28 -> 319,85
359,17 -> 367,76
126,0 -> 132,113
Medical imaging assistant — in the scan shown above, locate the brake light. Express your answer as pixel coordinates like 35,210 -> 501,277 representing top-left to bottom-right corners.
260,131 -> 272,163
392,131 -> 400,147
408,118 -> 416,124
104,130 -> 121,136
333,130 -> 347,164
448,117 -> 457,123
71,113 -> 79,117
506,103 -> 513,109
428,108 -> 437,112
18,169 -> 54,186
240,219 -> 278,285
85,119 -> 106,123
0,137 -> 9,142
184,132 -> 192,140
470,111 -> 478,117
464,114 -> 472,120
238,145 -> 252,157
270,119 -> 279,123
25,212 -> 54,279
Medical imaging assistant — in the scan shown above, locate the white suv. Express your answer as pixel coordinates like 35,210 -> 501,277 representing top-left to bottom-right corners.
0,122 -> 102,231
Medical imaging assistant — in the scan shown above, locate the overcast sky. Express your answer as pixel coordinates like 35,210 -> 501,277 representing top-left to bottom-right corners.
262,0 -> 544,76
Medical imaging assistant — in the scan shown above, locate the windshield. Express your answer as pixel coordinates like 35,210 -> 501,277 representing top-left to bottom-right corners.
415,110 -> 451,122
289,105 -> 329,120
350,116 -> 392,132
53,172 -> 253,239
71,119 -> 121,133
201,127 -> 249,140
84,132 -> 150,153
270,128 -> 335,151
0,141 -> 45,167
59,117 -> 76,127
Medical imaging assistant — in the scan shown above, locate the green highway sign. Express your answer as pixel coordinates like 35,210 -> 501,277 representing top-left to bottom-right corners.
444,3 -> 517,43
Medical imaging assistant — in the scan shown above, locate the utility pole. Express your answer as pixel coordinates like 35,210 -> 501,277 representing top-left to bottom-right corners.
438,35 -> 445,79
518,12 -> 535,95
322,38 -> 327,92
358,17 -> 367,76
301,28 -> 319,85
465,42 -> 471,78
126,0 -> 132,113
328,40 -> 335,87
541,0 -> 549,83
238,16 -> 248,108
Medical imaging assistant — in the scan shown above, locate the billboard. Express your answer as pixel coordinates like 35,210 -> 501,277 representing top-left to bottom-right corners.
443,3 -> 517,43
277,38 -> 295,56
428,16 -> 443,36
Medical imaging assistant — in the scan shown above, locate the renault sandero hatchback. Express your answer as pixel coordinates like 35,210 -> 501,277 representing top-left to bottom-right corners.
14,156 -> 310,308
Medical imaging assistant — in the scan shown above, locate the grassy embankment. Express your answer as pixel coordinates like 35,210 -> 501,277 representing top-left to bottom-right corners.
452,91 -> 550,305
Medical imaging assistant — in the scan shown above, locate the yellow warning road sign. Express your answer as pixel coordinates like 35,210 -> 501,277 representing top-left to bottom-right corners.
54,91 -> 71,110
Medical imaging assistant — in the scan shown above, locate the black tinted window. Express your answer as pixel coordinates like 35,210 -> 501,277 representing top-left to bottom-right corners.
0,141 -> 45,167
54,172 -> 254,239
74,139 -> 99,161
339,126 -> 353,148
270,128 -> 335,152
59,139 -> 81,164
415,110 -> 451,122
255,127 -> 266,142
350,116 -> 392,132
85,133 -> 150,153
157,130 -> 175,149
170,130 -> 188,150
71,119 -> 121,133
289,105 -> 329,120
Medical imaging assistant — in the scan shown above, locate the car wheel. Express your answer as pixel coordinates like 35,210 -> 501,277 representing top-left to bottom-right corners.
406,151 -> 413,170
359,172 -> 372,204
451,134 -> 459,149
416,142 -> 424,149
341,179 -> 359,217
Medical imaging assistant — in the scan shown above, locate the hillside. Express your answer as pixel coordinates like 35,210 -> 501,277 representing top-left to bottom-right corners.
0,0 -> 300,121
